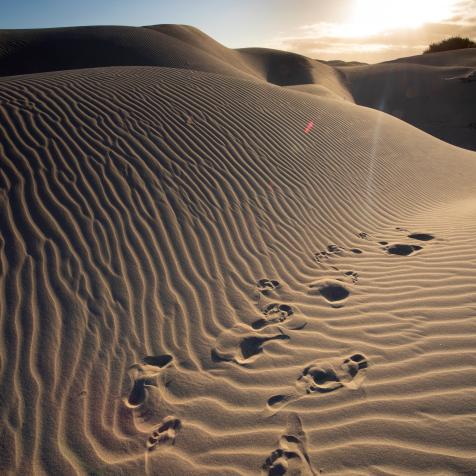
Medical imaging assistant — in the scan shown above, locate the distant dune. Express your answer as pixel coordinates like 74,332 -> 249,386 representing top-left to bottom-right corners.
0,25 -> 476,475
340,48 -> 476,151
1,26 -> 475,151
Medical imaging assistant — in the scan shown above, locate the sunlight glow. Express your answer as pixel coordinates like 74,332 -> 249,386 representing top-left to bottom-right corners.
347,0 -> 456,36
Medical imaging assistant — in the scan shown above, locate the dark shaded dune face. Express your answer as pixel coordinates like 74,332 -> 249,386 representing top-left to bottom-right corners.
262,51 -> 315,86
341,54 -> 476,151
0,25 -> 255,79
0,27 -> 163,76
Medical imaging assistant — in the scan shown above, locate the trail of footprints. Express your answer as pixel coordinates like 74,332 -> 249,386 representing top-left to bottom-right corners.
210,226 -> 436,472
261,227 -> 435,472
124,227 -> 435,469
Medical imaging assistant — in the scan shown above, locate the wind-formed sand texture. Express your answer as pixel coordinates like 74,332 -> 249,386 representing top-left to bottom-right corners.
0,25 -> 476,475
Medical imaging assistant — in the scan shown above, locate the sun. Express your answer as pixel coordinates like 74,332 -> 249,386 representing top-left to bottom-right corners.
347,0 -> 456,36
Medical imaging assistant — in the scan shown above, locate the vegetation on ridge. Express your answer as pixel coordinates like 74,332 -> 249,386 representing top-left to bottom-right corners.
424,36 -> 476,54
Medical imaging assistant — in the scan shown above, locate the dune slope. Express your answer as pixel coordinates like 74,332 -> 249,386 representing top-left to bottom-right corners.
3,25 -> 475,152
0,25 -> 353,104
341,49 -> 476,151
0,25 -> 258,80
1,64 -> 476,475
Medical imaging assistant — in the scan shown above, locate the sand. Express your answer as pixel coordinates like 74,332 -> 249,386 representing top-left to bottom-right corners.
340,48 -> 476,151
0,25 -> 475,475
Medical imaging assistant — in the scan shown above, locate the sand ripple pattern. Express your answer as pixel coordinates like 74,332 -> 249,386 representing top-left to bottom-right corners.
1,67 -> 476,475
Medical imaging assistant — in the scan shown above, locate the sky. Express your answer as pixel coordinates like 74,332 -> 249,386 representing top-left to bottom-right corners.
1,0 -> 476,63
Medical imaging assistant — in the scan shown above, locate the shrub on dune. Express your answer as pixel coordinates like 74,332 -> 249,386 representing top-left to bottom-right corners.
423,36 -> 476,54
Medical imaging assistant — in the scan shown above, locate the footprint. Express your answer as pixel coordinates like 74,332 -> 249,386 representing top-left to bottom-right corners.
309,279 -> 350,306
128,378 -> 155,407
261,413 -> 316,475
146,416 -> 181,451
350,248 -> 363,254
314,250 -> 328,263
384,243 -> 422,256
126,354 -> 174,408
141,355 -> 173,367
212,324 -> 290,365
263,303 -> 293,318
344,271 -> 359,284
267,394 -> 288,407
299,354 -> 368,393
258,279 -> 281,293
314,244 -> 343,262
407,233 -> 434,241
252,303 -> 294,329
267,354 -> 369,412
357,232 -> 369,240
253,301 -> 307,331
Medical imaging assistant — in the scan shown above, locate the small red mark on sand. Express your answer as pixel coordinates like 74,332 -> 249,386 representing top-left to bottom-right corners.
304,120 -> 314,134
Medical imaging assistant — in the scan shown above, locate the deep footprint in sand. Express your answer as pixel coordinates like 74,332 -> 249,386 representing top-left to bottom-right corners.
267,353 -> 369,411
212,324 -> 290,365
252,303 -> 294,329
314,244 -> 343,263
262,413 -> 317,475
344,271 -> 359,284
408,232 -> 434,241
299,353 -> 368,393
126,354 -> 174,408
396,227 -> 435,242
258,278 -> 281,293
128,378 -> 155,407
146,416 -> 181,451
141,355 -> 173,367
309,279 -> 350,306
384,243 -> 422,256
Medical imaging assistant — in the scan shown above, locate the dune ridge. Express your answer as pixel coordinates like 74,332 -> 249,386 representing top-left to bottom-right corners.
0,27 -> 476,476
1,25 -> 475,151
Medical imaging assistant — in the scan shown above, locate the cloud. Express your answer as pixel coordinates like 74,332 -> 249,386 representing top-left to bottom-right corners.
266,1 -> 476,63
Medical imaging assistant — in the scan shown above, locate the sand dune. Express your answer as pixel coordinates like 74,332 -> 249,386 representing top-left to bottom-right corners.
340,48 -> 476,151
385,47 -> 476,67
0,26 -> 352,102
0,25 -> 257,80
2,25 -> 474,151
0,26 -> 476,476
